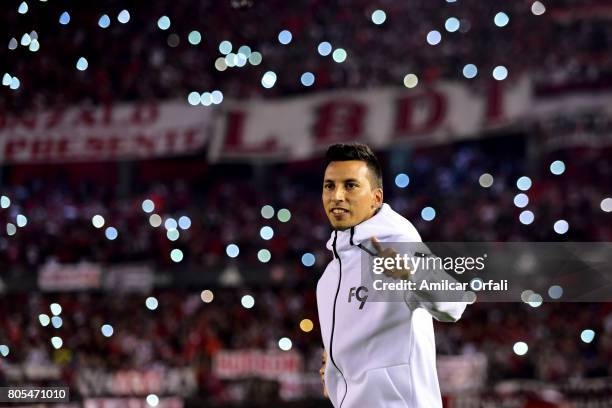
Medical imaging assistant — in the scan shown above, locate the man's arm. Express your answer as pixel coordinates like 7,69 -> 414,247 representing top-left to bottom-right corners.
319,349 -> 329,398
369,237 -> 467,322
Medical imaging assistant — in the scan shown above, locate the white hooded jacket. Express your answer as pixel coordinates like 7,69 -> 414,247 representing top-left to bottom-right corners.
316,203 -> 466,408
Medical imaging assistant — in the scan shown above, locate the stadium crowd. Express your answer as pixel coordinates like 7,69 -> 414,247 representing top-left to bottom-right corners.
2,0 -> 612,112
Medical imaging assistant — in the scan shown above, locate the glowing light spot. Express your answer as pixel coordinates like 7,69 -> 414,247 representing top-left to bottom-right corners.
105,227 -> 118,240
146,394 -> 159,407
514,193 -> 529,208
531,1 -> 546,15
28,39 -> 39,52
421,207 -> 436,221
519,210 -> 534,225
149,214 -> 162,227
101,324 -> 114,337
257,249 -> 271,263
371,9 -> 387,25
332,48 -> 347,63
479,173 -> 494,188
318,41 -> 332,56
260,226 -> 274,240
178,216 -> 191,230
59,11 -> 70,25
117,10 -> 130,24
8,38 -> 18,50
18,2 -> 29,14
463,64 -> 478,79
21,34 -> 32,46
145,297 -> 158,310
548,285 -> 563,299
50,303 -> 62,315
201,290 -> 214,303
248,51 -> 262,65
300,319 -> 314,332
187,91 -> 200,105
0,345 -> 9,357
51,316 -> 63,328
261,71 -> 277,88
278,30 -> 292,45
550,160 -> 565,175
395,173 -> 410,188
141,199 -> 155,213
98,14 -> 110,28
170,249 -> 184,262
553,219 -> 569,234
494,12 -> 510,27
513,341 -> 528,355
516,176 -> 532,191
580,329 -> 595,343
403,74 -> 418,88
301,253 -> 316,267
51,337 -> 63,349
238,45 -> 251,56
241,295 -> 255,309
200,92 -> 212,106
445,17 -> 460,32
211,90 -> 223,104
6,223 -> 16,236
277,208 -> 291,222
1,74 -> 10,86
261,205 -> 275,219
166,229 -> 179,241
219,40 -> 232,54
164,218 -> 177,230
278,337 -> 292,351
92,215 -> 105,228
16,214 -> 27,227
301,72 -> 315,86
215,57 -> 228,71
493,66 -> 508,80
157,16 -> 171,30
426,30 -> 442,46
527,293 -> 543,307
188,30 -> 202,45
225,244 -> 240,258
76,57 -> 89,71
9,77 -> 20,90
601,198 -> 612,212
38,314 -> 50,326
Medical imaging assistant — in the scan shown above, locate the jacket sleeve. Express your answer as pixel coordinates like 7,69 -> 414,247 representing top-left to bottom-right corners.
396,238 -> 467,323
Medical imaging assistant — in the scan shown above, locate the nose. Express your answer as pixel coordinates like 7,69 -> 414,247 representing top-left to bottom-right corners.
332,186 -> 346,202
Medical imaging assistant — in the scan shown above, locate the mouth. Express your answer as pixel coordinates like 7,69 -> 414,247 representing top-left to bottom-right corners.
330,208 -> 350,216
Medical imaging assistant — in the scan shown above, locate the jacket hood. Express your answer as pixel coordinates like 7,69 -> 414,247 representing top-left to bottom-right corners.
325,203 -> 421,254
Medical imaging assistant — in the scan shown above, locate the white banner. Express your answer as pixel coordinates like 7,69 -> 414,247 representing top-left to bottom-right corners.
213,350 -> 303,379
0,101 -> 212,163
38,262 -> 102,292
209,78 -> 532,160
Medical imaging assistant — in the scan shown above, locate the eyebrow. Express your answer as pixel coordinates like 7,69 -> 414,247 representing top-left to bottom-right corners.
323,178 -> 360,183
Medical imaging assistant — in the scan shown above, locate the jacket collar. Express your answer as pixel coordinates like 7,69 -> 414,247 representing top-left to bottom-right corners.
326,203 -> 403,255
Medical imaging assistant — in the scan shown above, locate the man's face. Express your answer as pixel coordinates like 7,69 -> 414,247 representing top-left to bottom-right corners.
322,160 -> 383,230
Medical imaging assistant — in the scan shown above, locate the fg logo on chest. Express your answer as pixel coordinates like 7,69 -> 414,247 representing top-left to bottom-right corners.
348,286 -> 368,310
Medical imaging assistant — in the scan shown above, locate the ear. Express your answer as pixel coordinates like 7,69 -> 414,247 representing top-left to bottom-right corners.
372,187 -> 383,209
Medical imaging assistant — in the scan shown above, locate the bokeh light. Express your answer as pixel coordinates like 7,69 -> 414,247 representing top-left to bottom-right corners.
513,341 -> 528,355
301,253 -> 315,267
550,160 -> 565,175
201,290 -> 214,303
91,215 -> 105,228
332,48 -> 347,63
421,207 -> 436,221
601,198 -> 612,212
145,297 -> 158,310
318,41 -> 332,56
531,1 -> 546,15
403,74 -> 418,88
261,71 -> 277,88
257,249 -> 271,263
301,72 -> 315,86
493,66 -> 508,80
59,11 -> 70,25
105,227 -> 118,240
519,210 -> 534,225
50,303 -> 62,316
146,394 -> 159,407
494,12 -> 509,27
278,337 -> 293,351
226,244 -> 240,258
513,193 -> 529,208
241,295 -> 255,309
98,14 -> 110,28
278,30 -> 292,45
188,31 -> 202,45
580,329 -> 595,343
445,17 -> 460,32
516,176 -> 532,191
395,173 -> 410,188
51,337 -> 63,349
157,16 -> 171,30
371,10 -> 387,25
170,249 -> 183,262
260,226 -> 274,240
76,57 -> 89,71
479,173 -> 494,188
101,324 -> 114,337
300,319 -> 314,332
117,10 -> 130,24
553,219 -> 569,234
548,285 -> 563,299
142,199 -> 155,213
426,30 -> 442,45
277,209 -> 291,222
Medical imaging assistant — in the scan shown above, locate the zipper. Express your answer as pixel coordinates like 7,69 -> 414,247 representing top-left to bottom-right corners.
330,230 -> 348,407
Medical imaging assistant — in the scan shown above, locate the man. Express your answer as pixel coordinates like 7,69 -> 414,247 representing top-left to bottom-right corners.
317,143 -> 466,407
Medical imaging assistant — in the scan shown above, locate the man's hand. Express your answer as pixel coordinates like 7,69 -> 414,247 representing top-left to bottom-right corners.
370,237 -> 412,280
320,350 -> 329,398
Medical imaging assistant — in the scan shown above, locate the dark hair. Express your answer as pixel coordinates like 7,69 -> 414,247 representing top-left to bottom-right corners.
324,143 -> 383,188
